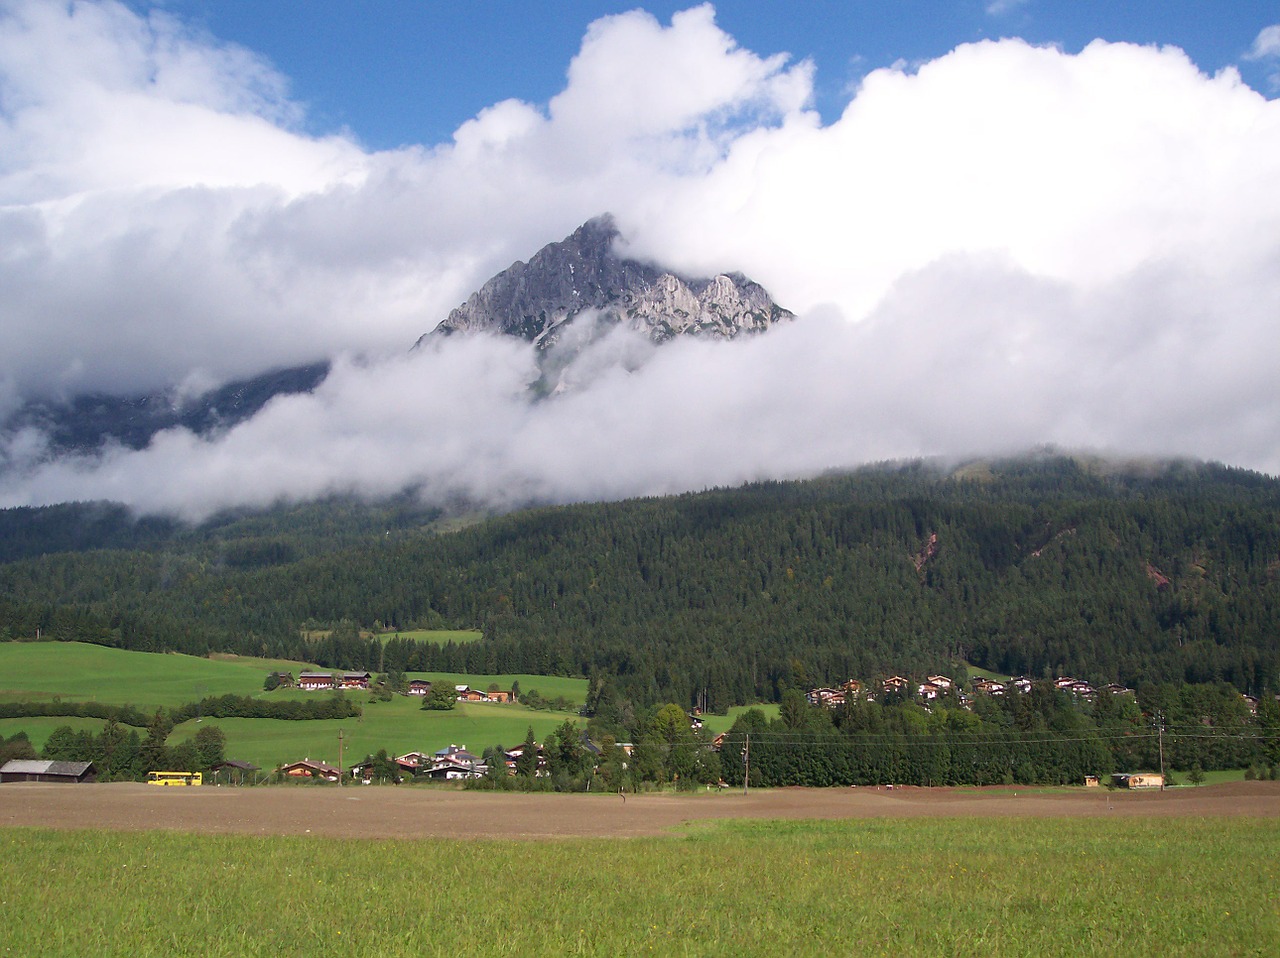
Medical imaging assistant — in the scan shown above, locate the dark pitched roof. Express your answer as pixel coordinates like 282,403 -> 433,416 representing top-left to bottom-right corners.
1,759 -> 94,777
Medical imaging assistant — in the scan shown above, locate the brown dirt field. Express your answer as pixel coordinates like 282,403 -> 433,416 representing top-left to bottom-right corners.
2,780 -> 1276,839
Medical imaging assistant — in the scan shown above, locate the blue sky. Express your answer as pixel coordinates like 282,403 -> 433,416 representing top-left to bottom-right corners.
3,1 -> 1280,515
149,1 -> 1280,149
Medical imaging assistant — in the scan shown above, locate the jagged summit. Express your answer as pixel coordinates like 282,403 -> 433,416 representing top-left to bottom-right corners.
414,214 -> 794,351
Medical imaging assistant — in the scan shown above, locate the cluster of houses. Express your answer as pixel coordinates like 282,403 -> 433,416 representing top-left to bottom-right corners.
278,738 -> 589,784
269,672 -> 515,703
268,671 -> 373,691
805,673 -> 1137,710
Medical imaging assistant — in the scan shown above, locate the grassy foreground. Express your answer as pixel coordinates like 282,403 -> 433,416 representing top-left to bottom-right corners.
1,817 -> 1275,957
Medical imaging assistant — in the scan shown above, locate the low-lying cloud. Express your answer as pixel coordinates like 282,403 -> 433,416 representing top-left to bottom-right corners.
1,1 -> 1278,519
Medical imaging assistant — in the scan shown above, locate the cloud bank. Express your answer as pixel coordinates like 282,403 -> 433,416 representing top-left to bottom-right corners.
1,1 -> 1279,518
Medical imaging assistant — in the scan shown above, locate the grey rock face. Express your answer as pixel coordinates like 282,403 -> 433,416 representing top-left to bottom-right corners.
414,214 -> 794,350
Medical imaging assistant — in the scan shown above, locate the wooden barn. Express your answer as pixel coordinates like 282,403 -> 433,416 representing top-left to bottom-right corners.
0,759 -> 96,784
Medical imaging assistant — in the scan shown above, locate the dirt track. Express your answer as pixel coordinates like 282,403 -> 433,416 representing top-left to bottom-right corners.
2,780 -> 1276,839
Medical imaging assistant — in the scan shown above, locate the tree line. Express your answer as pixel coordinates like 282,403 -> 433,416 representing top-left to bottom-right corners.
0,693 -> 360,728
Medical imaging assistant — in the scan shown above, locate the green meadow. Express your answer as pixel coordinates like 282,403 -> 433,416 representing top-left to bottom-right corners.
0,642 -> 588,769
0,817 -> 1274,957
700,703 -> 780,735
376,628 -> 484,645
304,628 -> 484,645
0,642 -> 310,707
169,697 -> 582,770
0,715 -> 109,746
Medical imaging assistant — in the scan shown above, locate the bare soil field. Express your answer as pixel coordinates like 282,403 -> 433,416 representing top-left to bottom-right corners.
2,780 -> 1276,839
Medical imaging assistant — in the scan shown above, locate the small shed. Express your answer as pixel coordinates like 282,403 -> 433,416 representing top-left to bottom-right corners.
0,759 -> 96,784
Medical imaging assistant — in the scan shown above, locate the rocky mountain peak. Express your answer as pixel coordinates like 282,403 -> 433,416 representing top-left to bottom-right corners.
414,214 -> 794,351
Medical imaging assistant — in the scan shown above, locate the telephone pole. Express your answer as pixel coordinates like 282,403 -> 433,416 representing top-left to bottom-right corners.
1156,711 -> 1165,790
338,729 -> 345,786
742,733 -> 750,796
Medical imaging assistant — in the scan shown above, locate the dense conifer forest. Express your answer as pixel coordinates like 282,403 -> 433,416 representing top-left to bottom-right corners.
2,456 -> 1278,712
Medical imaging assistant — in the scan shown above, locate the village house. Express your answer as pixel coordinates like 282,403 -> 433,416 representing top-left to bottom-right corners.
297,671 -> 369,691
917,681 -> 945,701
1100,683 -> 1136,697
347,759 -> 400,785
424,756 -> 487,780
395,751 -> 432,769
926,674 -> 953,690
504,741 -> 548,775
407,680 -> 433,696
278,759 -> 341,782
882,675 -> 910,695
435,744 -> 481,765
972,678 -> 1006,696
807,679 -> 864,709
806,687 -> 842,708
452,685 -> 514,703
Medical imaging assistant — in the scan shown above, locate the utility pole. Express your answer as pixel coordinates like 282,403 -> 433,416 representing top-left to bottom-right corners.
338,729 -> 345,786
742,733 -> 750,797
1156,711 -> 1165,791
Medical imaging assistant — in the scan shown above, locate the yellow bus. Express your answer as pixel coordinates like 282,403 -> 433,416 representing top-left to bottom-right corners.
146,771 -> 202,786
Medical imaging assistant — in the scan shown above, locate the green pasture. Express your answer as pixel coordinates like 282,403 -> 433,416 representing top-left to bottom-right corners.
0,642 -> 590,769
0,642 -> 309,708
1,816 -> 1275,957
0,716 -> 107,750
964,662 -> 1014,682
376,629 -> 484,645
1196,767 -> 1247,785
700,703 -> 780,735
170,695 -> 582,771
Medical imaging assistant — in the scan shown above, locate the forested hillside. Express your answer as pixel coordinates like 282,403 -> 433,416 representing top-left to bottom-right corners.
1,456 -> 1278,708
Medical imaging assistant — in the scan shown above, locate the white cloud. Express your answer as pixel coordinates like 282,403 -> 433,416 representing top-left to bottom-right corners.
1246,24 -> 1280,89
1247,24 -> 1280,60
986,0 -> 1030,17
2,2 -> 1280,518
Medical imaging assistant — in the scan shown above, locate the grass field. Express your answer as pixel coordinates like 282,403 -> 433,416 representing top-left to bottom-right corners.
700,703 -> 781,735
375,628 -> 484,645
169,695 -> 583,770
0,715 -> 108,746
303,628 -> 484,645
0,642 -> 311,707
963,662 -> 1014,682
0,642 -> 589,769
0,816 -> 1274,956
